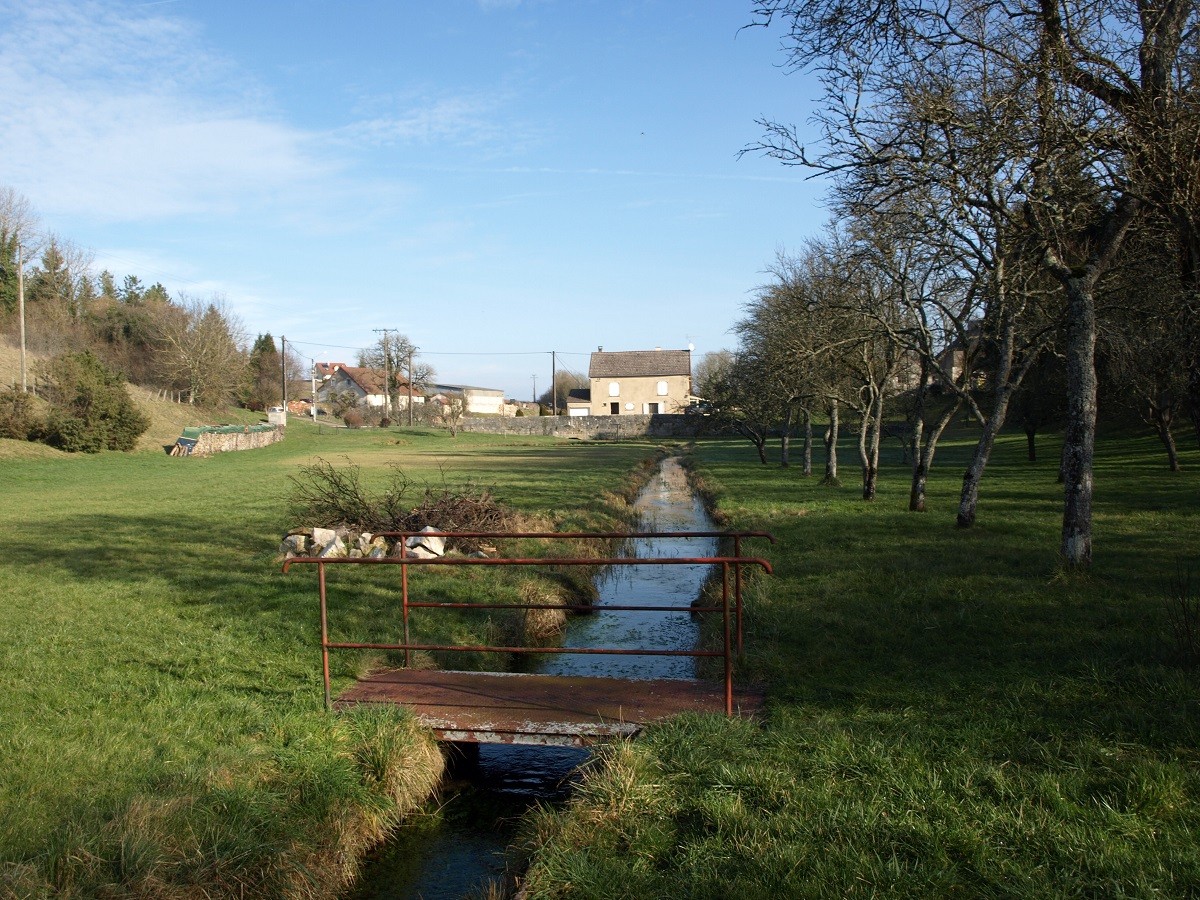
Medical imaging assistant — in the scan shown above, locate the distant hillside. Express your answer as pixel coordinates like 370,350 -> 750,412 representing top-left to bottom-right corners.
0,341 -> 262,454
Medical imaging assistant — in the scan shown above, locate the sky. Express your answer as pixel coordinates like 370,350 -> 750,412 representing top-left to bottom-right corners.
1,0 -> 828,399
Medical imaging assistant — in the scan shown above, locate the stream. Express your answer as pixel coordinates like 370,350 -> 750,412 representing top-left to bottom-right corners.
348,458 -> 718,900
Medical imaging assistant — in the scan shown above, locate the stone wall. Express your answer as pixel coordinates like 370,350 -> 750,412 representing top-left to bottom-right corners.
458,413 -> 702,439
192,425 -> 285,455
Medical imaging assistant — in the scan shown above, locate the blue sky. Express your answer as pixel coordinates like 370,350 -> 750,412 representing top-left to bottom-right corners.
2,0 -> 827,398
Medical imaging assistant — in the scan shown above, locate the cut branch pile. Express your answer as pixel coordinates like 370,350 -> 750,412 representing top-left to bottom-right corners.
288,458 -> 517,552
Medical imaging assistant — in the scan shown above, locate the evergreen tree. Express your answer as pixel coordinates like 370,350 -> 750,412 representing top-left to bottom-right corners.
243,333 -> 281,410
37,351 -> 149,452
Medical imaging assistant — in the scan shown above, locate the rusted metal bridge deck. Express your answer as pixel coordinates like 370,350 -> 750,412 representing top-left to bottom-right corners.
336,668 -> 766,747
283,530 -> 773,745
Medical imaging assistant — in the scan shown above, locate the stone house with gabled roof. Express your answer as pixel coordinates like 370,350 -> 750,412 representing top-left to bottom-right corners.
587,348 -> 692,416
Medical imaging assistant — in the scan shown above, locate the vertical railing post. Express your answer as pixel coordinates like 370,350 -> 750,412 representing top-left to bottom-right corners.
722,561 -> 732,716
319,563 -> 331,712
402,551 -> 411,668
733,535 -> 744,657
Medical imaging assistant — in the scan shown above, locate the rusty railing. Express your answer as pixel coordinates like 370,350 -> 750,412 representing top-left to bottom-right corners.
282,530 -> 774,714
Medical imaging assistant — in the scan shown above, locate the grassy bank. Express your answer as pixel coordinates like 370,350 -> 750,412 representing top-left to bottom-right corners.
518,429 -> 1200,898
0,418 -> 664,896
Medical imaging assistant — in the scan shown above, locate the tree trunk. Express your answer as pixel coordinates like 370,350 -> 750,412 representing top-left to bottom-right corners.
910,397 -> 961,513
822,400 -> 840,485
957,313 -> 1024,528
802,409 -> 813,477
1025,427 -> 1037,462
956,408 -> 1008,528
1176,224 -> 1200,449
1152,405 -> 1182,472
859,389 -> 884,501
779,406 -> 794,468
1060,276 -> 1099,567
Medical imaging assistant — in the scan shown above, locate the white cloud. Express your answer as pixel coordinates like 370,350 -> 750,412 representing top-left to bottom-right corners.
0,1 -> 335,221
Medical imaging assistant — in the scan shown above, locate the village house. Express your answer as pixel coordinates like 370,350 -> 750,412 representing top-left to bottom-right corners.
425,384 -> 508,416
582,347 -> 693,416
315,365 -> 414,411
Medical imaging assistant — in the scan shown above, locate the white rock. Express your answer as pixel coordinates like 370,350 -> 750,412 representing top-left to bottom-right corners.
405,525 -> 446,557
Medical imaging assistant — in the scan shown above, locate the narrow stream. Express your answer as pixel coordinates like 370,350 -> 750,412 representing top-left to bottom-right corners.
349,458 -> 718,900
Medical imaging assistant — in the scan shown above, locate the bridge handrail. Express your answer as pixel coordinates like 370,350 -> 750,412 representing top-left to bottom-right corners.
283,530 -> 775,713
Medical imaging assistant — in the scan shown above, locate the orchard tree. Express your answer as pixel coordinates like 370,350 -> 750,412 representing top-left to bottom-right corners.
745,0 -> 1196,563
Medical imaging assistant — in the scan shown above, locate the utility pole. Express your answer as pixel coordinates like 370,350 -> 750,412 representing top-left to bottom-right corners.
551,351 -> 557,416
280,336 -> 287,409
531,374 -> 537,405
407,349 -> 415,426
311,364 -> 318,422
17,241 -> 26,393
373,328 -> 396,419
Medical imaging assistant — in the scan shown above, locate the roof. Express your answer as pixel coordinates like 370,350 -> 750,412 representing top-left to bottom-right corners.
428,383 -> 505,396
331,366 -> 409,395
588,349 -> 691,379
567,388 -> 592,402
315,362 -> 349,377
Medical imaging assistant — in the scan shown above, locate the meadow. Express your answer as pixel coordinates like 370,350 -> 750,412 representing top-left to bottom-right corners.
0,419 -> 661,896
3,409 -> 1198,898
518,428 -> 1200,898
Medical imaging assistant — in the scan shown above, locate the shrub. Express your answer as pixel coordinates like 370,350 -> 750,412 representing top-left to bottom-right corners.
0,387 -> 41,440
35,352 -> 149,452
342,409 -> 364,429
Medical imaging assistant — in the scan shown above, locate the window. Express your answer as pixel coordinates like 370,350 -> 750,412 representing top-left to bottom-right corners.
656,380 -> 668,396
610,402 -> 620,415
608,381 -> 620,397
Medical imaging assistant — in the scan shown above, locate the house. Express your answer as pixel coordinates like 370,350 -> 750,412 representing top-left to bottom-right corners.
565,388 -> 592,417
316,365 -> 413,411
587,348 -> 692,415
426,384 -> 507,416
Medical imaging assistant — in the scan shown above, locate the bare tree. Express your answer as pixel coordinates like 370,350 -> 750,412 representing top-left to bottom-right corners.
155,295 -> 248,406
358,332 -> 434,416
0,187 -> 41,391
744,0 -> 1187,561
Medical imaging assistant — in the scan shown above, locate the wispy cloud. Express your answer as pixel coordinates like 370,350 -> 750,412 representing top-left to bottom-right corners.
0,1 -> 334,222
339,94 -> 511,148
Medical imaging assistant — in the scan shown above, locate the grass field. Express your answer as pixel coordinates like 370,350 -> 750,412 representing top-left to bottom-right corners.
518,428 -> 1200,898
4,404 -> 1198,898
0,417 -> 663,896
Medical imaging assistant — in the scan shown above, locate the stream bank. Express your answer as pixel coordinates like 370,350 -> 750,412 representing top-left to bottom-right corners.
348,456 -> 720,900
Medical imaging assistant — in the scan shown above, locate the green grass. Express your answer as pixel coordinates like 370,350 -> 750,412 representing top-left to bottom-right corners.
518,429 -> 1200,898
0,419 -> 664,896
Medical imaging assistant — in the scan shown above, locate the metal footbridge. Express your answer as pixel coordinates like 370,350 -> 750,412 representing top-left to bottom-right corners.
283,531 -> 773,746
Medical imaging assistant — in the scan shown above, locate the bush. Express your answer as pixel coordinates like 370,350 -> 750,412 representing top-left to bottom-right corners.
0,387 -> 41,440
342,409 -> 364,429
35,352 -> 149,452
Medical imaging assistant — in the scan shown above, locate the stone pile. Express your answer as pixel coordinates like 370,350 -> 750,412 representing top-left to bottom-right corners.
279,525 -> 492,560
